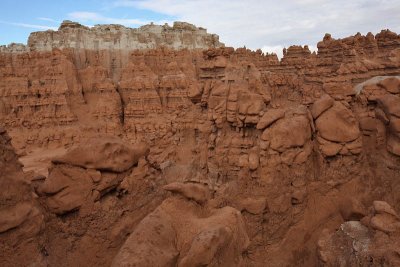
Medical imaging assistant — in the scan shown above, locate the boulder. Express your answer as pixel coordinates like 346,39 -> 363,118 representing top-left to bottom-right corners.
179,226 -> 232,267
256,108 -> 286,129
311,94 -> 334,119
52,137 -> 149,173
377,94 -> 400,118
362,201 -> 400,233
378,77 -> 400,94
370,214 -> 400,233
39,136 -> 150,214
344,137 -> 363,155
315,102 -> 360,143
112,195 -> 249,267
317,136 -> 342,157
111,208 -> 179,267
0,202 -> 36,233
38,165 -> 95,214
373,201 -> 399,218
163,182 -> 210,204
237,92 -> 266,124
268,116 -> 311,152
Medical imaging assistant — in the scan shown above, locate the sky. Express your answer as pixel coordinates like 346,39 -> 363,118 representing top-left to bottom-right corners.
1,0 -> 399,57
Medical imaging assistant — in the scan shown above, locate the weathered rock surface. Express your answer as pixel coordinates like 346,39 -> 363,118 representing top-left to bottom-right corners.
163,182 -> 211,204
311,94 -> 334,119
1,23 -> 400,267
315,102 -> 360,143
375,94 -> 400,155
52,137 -> 149,172
38,136 -> 149,214
112,182 -> 249,267
378,76 -> 400,93
2,20 -> 223,53
0,128 -> 45,266
369,201 -> 400,233
267,114 -> 311,152
377,94 -> 400,118
256,108 -> 286,129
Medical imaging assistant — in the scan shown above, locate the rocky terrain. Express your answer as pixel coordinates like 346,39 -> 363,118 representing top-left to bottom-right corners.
1,21 -> 400,266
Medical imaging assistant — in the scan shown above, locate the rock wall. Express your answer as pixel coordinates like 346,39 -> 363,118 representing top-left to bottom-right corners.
1,24 -> 400,266
0,20 -> 223,54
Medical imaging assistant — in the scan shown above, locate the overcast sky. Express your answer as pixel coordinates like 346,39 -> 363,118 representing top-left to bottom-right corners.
1,0 -> 399,57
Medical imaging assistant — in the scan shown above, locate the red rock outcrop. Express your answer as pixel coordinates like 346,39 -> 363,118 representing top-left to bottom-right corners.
0,127 -> 45,266
1,22 -> 400,267
112,182 -> 249,267
37,136 -> 149,214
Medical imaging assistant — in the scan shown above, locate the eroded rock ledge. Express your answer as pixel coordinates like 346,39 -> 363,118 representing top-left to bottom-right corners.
0,20 -> 224,53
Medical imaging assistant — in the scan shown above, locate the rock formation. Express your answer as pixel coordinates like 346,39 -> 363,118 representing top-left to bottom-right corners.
1,20 -> 223,53
318,201 -> 400,266
37,136 -> 149,214
112,182 -> 249,267
1,22 -> 400,266
0,127 -> 45,266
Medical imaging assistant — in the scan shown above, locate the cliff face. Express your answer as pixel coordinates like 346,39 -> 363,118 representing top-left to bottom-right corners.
0,20 -> 223,53
1,23 -> 400,266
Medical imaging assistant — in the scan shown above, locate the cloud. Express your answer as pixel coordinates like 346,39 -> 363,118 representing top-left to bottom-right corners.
261,45 -> 284,59
115,0 -> 400,54
37,17 -> 59,23
113,0 -> 140,8
0,21 -> 57,30
68,11 -> 171,26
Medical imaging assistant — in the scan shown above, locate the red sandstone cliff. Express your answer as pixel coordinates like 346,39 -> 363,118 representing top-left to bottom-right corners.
0,22 -> 400,266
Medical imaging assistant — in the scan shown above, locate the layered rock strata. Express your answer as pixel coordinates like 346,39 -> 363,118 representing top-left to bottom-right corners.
1,23 -> 400,266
